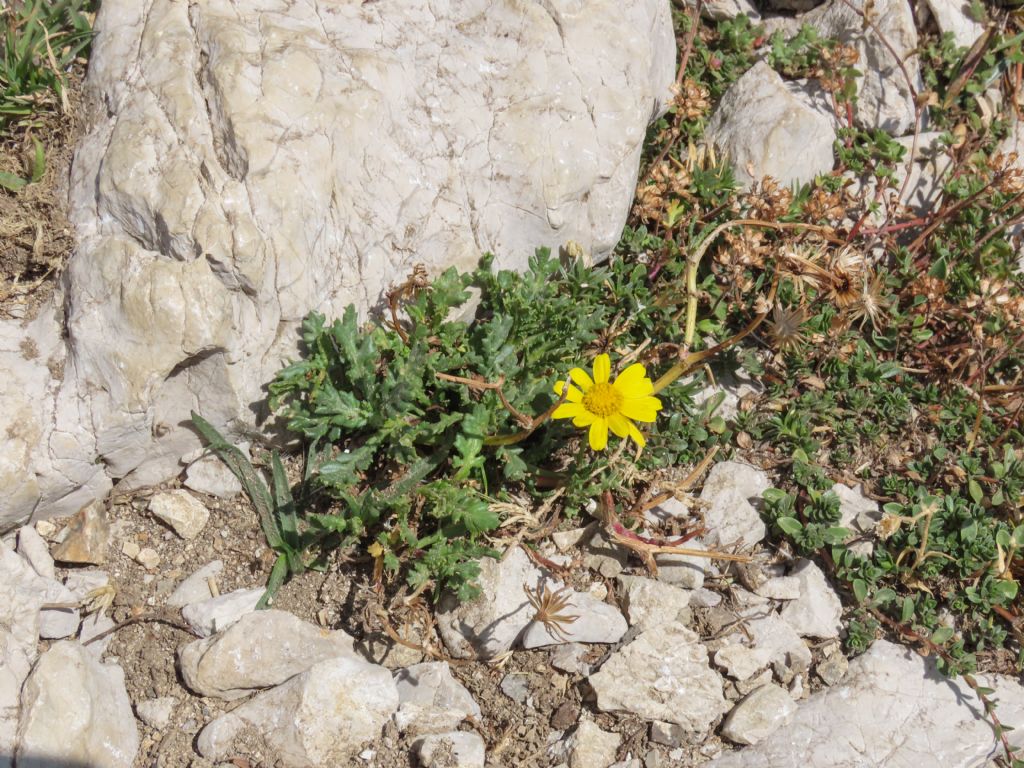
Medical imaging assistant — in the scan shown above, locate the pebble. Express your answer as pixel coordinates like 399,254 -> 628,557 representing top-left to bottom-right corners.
499,673 -> 531,705
550,643 -> 591,676
53,500 -> 111,565
136,547 -> 161,570
653,539 -> 706,589
148,490 -> 210,540
568,717 -> 621,768
779,559 -> 843,639
619,575 -> 692,629
122,541 -> 140,559
754,576 -> 802,601
816,652 -> 849,686
181,587 -> 263,638
184,449 -> 245,498
393,662 -> 481,735
414,731 -> 486,768
166,560 -> 224,607
16,525 -> 56,579
135,696 -> 177,730
583,530 -> 630,578
650,720 -> 685,748
720,683 -> 797,746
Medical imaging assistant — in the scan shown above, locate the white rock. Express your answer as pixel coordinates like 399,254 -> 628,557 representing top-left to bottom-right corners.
720,684 -> 797,746
800,0 -> 920,135
393,662 -> 481,735
5,0 -> 676,526
754,576 -> 802,601
691,587 -> 723,608
16,641 -> 139,768
589,621 -> 728,730
136,547 -> 161,570
832,483 -> 882,557
148,489 -> 210,540
583,530 -> 631,578
166,559 -> 223,607
179,609 -> 356,699
654,539 -> 707,589
64,568 -> 111,601
714,643 -> 773,681
79,611 -> 116,657
135,696 -> 177,729
748,612 -> 812,679
552,525 -> 596,551
706,61 -> 837,190
17,525 -> 55,579
780,559 -> 843,639
437,548 -> 540,658
924,0 -> 985,49
520,584 -> 628,649
701,461 -> 771,508
121,540 -> 140,559
181,587 -> 263,638
650,720 -> 685,748
707,640 -> 1024,767
414,731 -> 486,768
551,643 -> 591,676
568,717 -> 621,768
686,0 -> 762,21
184,448 -> 246,498
619,575 -> 691,629
0,540 -> 44,757
198,655 -> 399,767
691,364 -> 763,425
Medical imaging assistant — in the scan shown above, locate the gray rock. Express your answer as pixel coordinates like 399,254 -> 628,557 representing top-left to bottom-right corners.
393,662 -> 481,735
742,610 -> 812,680
6,0 -> 676,527
832,483 -> 882,557
691,588 -> 723,608
183,448 -> 246,498
701,461 -> 771,508
198,655 -> 399,767
619,575 -> 692,629
181,587 -> 263,638
706,61 -> 837,190
707,640 -> 1024,767
720,684 -> 797,746
64,568 -> 111,600
499,673 -> 531,705
148,489 -> 210,539
923,0 -> 985,49
552,525 -> 596,552
17,525 -> 55,579
568,717 -> 621,768
551,643 -> 591,676
166,559 -> 223,607
179,609 -> 356,699
79,611 -> 116,657
589,621 -> 728,730
714,643 -> 772,682
754,576 -> 801,601
520,583 -> 628,649
779,559 -> 843,639
800,0 -> 920,135
0,540 -> 44,758
653,539 -> 707,589
699,461 -> 770,549
16,641 -> 139,768
691,364 -> 763,424
650,720 -> 685,748
583,530 -> 631,578
135,696 -> 177,730
816,652 -> 849,686
683,0 -> 761,21
414,731 -> 486,768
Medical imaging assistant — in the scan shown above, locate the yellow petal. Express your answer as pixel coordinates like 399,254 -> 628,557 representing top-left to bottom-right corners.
573,411 -> 597,428
553,380 -> 584,402
588,418 -> 609,450
613,363 -> 654,397
619,396 -> 663,422
552,402 -> 584,420
569,367 -> 594,391
593,354 -> 611,384
367,542 -> 384,558
626,420 -> 647,448
608,413 -> 632,438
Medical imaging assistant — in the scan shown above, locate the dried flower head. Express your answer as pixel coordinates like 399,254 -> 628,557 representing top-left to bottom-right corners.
523,583 -> 579,643
767,304 -> 808,352
674,78 -> 711,121
746,177 -> 793,220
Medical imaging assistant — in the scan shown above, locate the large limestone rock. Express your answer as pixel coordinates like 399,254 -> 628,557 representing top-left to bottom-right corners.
707,640 -> 1024,767
1,0 -> 675,528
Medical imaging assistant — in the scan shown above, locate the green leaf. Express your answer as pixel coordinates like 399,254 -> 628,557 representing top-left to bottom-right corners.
901,596 -> 915,623
777,517 -> 803,536
852,578 -> 868,603
256,554 -> 290,609
0,171 -> 27,192
930,626 -> 954,645
968,478 -> 984,504
1012,524 -> 1024,549
29,137 -> 45,183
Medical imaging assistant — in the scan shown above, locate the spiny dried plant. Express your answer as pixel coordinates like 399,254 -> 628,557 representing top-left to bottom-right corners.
523,582 -> 579,643
767,304 -> 808,353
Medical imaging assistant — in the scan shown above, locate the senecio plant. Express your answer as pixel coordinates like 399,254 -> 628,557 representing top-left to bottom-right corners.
195,249 -> 735,603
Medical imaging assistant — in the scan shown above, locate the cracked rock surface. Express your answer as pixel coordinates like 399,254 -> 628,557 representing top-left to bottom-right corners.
0,0 -> 675,529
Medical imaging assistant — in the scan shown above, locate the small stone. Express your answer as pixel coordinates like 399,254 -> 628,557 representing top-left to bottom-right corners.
135,696 -> 177,730
589,621 -> 728,730
499,673 -> 531,705
414,731 -> 486,768
79,612 -> 116,657
690,588 -> 723,608
650,720 -> 685,748
653,540 -> 706,589
17,525 -> 55,579
789,674 -> 805,699
720,684 -> 797,746
34,519 -> 57,538
184,450 -> 245,499
148,490 -> 210,540
393,662 -> 481,735
832,483 -> 882,557
53,500 -> 111,565
816,653 -> 849,686
552,525 -> 595,551
136,547 -> 161,570
355,631 -> 425,669
181,587 -> 263,638
569,717 -> 621,768
923,0 -> 985,49
520,585 -> 627,649
551,701 -> 580,731
583,530 -> 630,578
179,609 -> 355,699
619,575 -> 692,629
166,560 -> 223,607
16,641 -> 139,768
742,612 -> 812,680
550,643 -> 591,676
714,643 -> 772,682
64,569 -> 111,601
701,461 -> 771,506
121,540 -> 140,559
780,559 -> 843,639
736,669 -> 774,697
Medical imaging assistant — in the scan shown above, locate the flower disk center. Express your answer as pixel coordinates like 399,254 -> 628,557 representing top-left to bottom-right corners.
582,382 -> 623,418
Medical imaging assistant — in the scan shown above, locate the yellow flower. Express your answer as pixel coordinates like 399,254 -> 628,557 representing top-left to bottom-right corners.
552,354 -> 663,451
